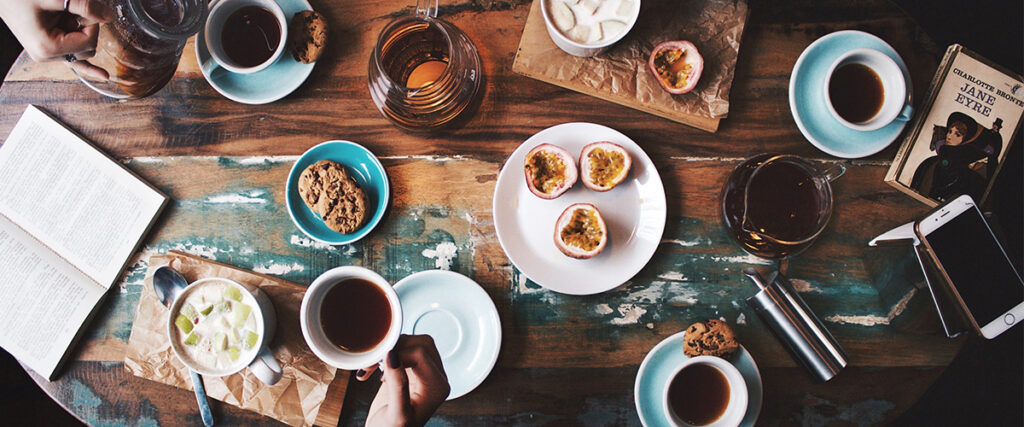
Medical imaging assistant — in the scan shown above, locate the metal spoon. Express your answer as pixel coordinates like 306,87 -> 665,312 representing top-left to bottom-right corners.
153,266 -> 215,427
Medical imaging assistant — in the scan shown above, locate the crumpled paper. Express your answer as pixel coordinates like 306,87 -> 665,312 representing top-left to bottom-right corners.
124,251 -> 346,427
513,0 -> 749,131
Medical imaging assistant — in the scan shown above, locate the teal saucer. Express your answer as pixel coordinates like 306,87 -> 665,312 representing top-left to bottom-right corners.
789,30 -> 912,158
286,141 -> 390,245
195,0 -> 315,104
394,270 -> 502,400
634,331 -> 763,427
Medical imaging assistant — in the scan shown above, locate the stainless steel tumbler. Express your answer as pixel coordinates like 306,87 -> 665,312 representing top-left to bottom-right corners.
744,268 -> 848,382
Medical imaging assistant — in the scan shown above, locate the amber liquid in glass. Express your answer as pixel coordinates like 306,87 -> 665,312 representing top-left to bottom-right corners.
380,23 -> 450,89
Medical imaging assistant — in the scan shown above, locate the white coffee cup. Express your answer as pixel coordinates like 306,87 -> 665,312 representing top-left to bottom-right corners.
203,0 -> 288,74
167,278 -> 283,385
823,48 -> 913,131
300,266 -> 403,370
663,356 -> 748,427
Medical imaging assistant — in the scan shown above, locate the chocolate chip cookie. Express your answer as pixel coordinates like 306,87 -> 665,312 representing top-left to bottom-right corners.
288,10 -> 328,64
298,160 -> 368,234
683,319 -> 739,358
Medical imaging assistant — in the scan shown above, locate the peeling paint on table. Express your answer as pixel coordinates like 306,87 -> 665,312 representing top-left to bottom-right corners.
52,155 -> 961,425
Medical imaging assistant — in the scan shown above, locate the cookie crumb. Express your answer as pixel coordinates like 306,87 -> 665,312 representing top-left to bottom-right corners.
288,10 -> 328,64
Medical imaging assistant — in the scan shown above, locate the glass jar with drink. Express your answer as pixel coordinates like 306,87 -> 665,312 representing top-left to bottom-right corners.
76,0 -> 206,99
367,1 -> 483,131
721,154 -> 845,259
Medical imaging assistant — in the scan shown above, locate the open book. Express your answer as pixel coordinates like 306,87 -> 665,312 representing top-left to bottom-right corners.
0,105 -> 168,380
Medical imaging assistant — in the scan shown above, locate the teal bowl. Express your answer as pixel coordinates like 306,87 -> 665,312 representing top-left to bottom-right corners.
286,141 -> 390,245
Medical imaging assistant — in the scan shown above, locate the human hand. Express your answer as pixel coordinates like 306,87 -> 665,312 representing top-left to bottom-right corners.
0,0 -> 113,79
360,335 -> 450,427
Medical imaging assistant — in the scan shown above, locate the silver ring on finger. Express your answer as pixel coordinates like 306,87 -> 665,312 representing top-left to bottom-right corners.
64,53 -> 77,63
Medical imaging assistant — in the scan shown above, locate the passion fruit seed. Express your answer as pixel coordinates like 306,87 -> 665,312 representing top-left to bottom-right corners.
528,151 -> 567,194
587,148 -> 625,186
654,48 -> 692,89
560,208 -> 604,251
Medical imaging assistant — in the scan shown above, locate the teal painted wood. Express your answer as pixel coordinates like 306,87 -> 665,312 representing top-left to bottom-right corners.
49,156 -> 957,426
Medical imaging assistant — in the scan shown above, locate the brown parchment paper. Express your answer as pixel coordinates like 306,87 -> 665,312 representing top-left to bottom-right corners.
513,0 -> 749,132
124,251 -> 347,427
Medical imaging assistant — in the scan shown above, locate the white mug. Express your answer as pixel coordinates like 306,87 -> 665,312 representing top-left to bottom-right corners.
823,48 -> 913,131
167,278 -> 283,385
300,266 -> 403,370
663,356 -> 748,427
203,0 -> 288,75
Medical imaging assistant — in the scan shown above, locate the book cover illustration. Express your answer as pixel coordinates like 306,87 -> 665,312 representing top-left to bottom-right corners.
887,45 -> 1024,206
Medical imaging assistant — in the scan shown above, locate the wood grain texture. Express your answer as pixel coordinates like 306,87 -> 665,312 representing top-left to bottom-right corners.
0,1 -> 940,162
0,0 -> 965,425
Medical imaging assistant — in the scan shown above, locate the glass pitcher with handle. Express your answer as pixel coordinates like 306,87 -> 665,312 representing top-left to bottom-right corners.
367,0 -> 483,131
721,154 -> 846,259
75,0 -> 206,99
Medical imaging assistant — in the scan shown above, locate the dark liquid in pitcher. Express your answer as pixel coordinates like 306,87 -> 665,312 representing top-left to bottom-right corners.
107,0 -> 186,98
722,155 -> 824,258
667,364 -> 731,425
320,279 -> 392,352
222,6 -> 281,67
828,63 -> 884,123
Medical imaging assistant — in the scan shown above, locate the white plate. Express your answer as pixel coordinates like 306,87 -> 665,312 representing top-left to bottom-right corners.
492,123 -> 667,295
393,270 -> 502,400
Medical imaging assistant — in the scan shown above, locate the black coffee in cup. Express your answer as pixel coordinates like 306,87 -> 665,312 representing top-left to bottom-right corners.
828,63 -> 884,124
667,363 -> 731,425
221,6 -> 281,67
320,278 -> 392,352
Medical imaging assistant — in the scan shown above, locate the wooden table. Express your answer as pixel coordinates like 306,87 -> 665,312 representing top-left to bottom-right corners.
0,0 -> 968,425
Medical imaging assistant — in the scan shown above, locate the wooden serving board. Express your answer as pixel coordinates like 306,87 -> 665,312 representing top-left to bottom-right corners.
513,0 -> 750,132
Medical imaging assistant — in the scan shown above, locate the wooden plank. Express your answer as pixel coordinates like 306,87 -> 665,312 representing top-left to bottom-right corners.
0,1 -> 941,162
512,0 -> 733,132
66,156 -> 956,370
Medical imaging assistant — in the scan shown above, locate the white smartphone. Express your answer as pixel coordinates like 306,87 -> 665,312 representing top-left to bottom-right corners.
916,194 -> 1024,339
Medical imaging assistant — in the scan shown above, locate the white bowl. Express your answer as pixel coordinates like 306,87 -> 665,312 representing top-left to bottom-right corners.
540,0 -> 641,57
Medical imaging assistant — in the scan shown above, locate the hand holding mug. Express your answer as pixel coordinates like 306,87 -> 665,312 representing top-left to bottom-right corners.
0,0 -> 113,79
363,335 -> 451,427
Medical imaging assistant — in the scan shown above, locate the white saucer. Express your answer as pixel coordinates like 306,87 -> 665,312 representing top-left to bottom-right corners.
195,0 -> 316,104
393,270 -> 502,400
634,331 -> 763,427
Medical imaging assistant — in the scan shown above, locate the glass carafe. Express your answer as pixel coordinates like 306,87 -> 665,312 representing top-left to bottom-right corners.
721,154 -> 845,259
367,1 -> 483,131
77,0 -> 206,99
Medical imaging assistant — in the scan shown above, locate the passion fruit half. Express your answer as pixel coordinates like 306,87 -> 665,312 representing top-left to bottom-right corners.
524,144 -> 578,199
580,141 -> 632,191
554,203 -> 607,259
649,40 -> 704,94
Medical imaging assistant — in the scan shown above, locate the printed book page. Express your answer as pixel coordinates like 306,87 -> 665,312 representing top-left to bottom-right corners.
0,214 -> 107,380
0,105 -> 166,287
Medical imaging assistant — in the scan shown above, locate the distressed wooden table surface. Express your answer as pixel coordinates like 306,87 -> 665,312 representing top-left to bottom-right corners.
0,0 -> 967,425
